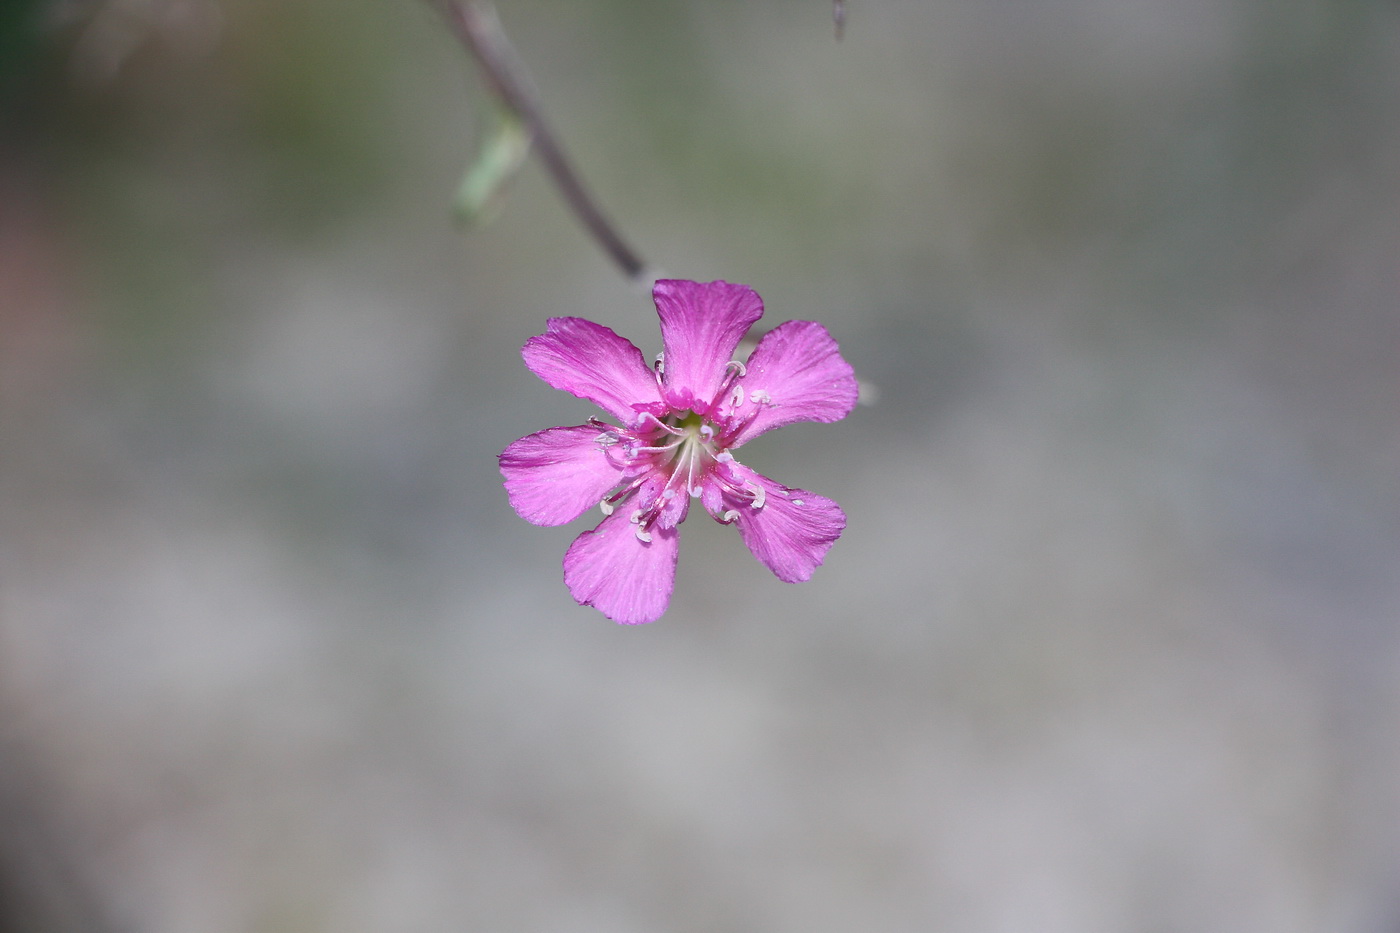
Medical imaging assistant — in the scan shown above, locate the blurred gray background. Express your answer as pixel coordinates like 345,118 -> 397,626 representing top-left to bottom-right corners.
2,0 -> 1398,930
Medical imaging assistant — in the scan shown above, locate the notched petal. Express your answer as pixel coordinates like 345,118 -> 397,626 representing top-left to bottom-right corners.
522,317 -> 665,425
563,511 -> 680,625
653,280 -> 764,414
724,320 -> 858,445
721,465 -> 845,583
499,425 -> 626,526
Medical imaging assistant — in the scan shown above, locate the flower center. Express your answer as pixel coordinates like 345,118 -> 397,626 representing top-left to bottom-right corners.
593,393 -> 771,542
659,410 -> 724,497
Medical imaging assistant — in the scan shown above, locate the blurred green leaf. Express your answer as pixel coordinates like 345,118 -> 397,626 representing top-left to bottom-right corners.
0,0 -> 44,100
453,105 -> 532,227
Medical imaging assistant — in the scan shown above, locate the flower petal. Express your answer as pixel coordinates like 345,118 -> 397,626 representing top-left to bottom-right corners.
499,425 -> 625,526
653,280 -> 764,414
563,510 -> 680,625
717,463 -> 845,583
522,317 -> 665,426
722,320 -> 858,446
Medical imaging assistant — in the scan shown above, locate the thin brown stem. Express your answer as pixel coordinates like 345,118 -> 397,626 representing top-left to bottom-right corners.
434,0 -> 647,281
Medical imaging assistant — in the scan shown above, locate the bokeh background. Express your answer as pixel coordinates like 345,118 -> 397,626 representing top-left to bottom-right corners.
2,0 -> 1399,930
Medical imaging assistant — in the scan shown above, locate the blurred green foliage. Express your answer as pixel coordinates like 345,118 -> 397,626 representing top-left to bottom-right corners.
0,0 -> 45,106
454,104 -> 530,227
224,0 -> 404,232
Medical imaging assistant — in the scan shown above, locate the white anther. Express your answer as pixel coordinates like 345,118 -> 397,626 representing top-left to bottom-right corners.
629,509 -> 645,524
690,486 -> 703,498
730,385 -> 744,408
595,433 -> 619,447
746,482 -> 767,510
726,359 -> 747,376
719,509 -> 740,524
599,499 -> 615,516
791,499 -> 804,506
634,526 -> 653,543
749,388 -> 771,405
716,451 -> 734,463
654,352 -> 665,373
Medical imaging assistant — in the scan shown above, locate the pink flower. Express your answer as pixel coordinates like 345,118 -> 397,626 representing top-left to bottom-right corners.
499,280 -> 859,624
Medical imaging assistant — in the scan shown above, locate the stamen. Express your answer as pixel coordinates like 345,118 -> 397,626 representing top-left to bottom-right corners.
634,526 -> 653,543
709,359 -> 750,414
715,396 -> 765,446
749,388 -> 771,405
717,509 -> 740,524
640,412 -> 686,436
716,451 -> 733,463
791,499 -> 805,506
631,428 -> 690,456
631,440 -> 684,455
746,481 -> 767,510
683,449 -> 697,497
599,499 -> 615,516
602,474 -> 648,507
